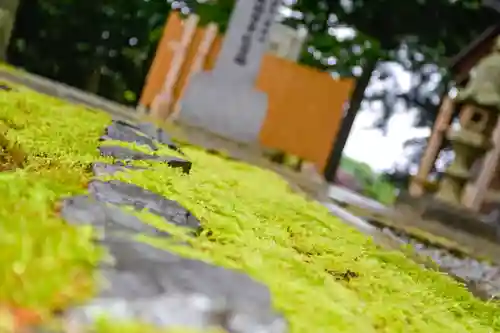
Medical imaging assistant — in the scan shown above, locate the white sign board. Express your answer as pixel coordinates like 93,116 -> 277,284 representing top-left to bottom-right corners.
179,0 -> 280,143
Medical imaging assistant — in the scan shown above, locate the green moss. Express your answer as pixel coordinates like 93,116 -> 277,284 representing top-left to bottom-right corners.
105,148 -> 500,333
0,63 -> 26,74
0,80 -> 498,333
37,315 -> 225,333
86,316 -> 225,333
100,139 -> 185,160
0,85 -> 108,317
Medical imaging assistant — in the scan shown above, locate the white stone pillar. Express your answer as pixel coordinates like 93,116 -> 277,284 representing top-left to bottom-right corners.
179,0 -> 281,143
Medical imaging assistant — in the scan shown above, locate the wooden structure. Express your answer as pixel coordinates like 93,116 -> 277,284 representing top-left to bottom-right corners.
138,12 -> 354,172
409,22 -> 500,212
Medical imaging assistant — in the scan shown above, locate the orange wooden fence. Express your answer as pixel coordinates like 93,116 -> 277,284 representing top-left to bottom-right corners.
139,12 -> 354,171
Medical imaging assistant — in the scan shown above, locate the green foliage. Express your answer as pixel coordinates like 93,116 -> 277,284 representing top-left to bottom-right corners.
365,178 -> 396,205
9,0 -> 174,103
287,0 -> 496,69
340,157 -> 396,205
194,0 -> 235,32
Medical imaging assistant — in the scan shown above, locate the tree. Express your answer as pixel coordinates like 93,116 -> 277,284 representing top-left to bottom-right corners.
8,0 -> 175,103
192,0 -> 234,32
0,0 -> 20,60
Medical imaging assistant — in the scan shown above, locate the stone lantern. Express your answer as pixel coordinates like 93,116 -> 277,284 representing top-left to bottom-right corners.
436,36 -> 500,205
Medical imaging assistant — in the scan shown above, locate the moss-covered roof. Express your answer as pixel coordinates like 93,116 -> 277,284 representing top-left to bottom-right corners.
0,82 -> 498,332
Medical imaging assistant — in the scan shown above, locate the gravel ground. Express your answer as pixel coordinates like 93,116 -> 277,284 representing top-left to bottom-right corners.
381,227 -> 500,300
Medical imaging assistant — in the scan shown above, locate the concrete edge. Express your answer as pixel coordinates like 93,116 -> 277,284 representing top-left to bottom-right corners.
0,68 -> 139,122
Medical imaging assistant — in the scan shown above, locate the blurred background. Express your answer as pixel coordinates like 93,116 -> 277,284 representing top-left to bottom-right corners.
3,0 -> 496,202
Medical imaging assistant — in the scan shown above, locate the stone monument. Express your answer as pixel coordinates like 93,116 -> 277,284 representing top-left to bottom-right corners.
267,24 -> 308,62
435,36 -> 500,205
178,0 -> 281,143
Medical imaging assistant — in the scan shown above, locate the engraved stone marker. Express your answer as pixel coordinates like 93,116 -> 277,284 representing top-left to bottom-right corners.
179,0 -> 281,143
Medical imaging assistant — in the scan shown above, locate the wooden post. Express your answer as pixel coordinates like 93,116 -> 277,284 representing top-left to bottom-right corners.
323,57 -> 377,182
462,116 -> 500,210
409,96 -> 454,196
459,105 -> 475,126
137,12 -> 183,111
150,14 -> 199,121
171,22 -> 219,121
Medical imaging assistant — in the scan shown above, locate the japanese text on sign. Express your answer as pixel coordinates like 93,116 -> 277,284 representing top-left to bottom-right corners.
259,0 -> 280,43
234,0 -> 266,66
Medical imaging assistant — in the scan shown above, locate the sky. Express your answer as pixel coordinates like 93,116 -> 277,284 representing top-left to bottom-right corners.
344,108 -> 430,172
326,29 -> 433,173
343,65 -> 431,172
